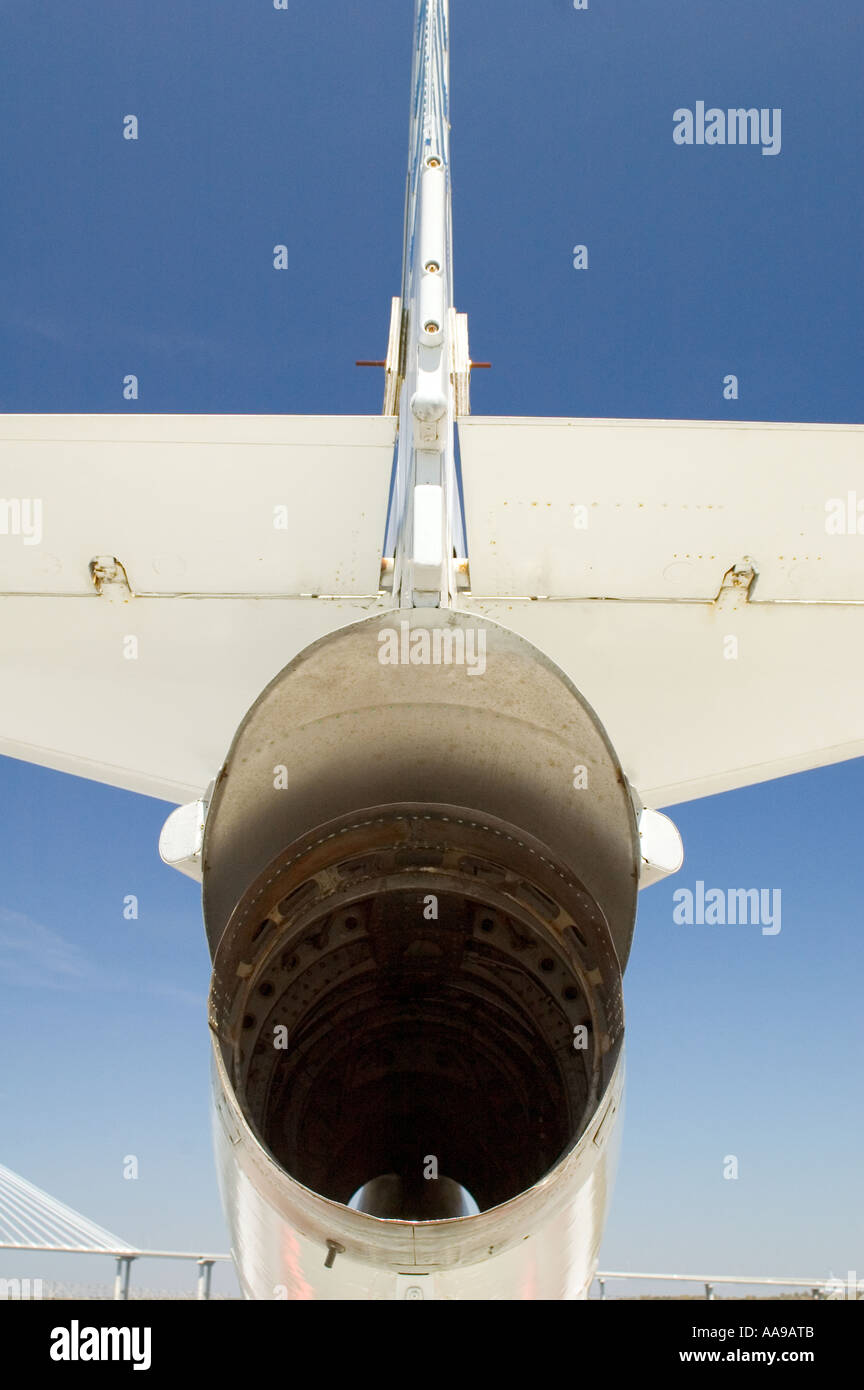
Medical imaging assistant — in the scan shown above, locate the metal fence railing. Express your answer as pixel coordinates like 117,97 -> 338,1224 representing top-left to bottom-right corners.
0,1244 -> 232,1301
3,1251 -> 859,1302
593,1271 -> 862,1300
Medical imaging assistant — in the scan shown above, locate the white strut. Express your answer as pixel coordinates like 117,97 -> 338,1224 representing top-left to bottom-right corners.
389,0 -> 465,609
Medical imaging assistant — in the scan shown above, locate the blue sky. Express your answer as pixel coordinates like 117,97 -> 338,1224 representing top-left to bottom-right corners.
0,1 -> 861,1297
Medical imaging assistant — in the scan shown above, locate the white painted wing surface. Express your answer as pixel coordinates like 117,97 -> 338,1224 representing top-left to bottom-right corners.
458,417 -> 864,807
0,414 -> 396,801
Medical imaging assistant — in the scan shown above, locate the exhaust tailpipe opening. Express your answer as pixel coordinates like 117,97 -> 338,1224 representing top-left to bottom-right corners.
209,806 -> 624,1219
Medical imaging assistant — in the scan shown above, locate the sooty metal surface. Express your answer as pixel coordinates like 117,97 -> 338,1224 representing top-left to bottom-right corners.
209,806 -> 624,1218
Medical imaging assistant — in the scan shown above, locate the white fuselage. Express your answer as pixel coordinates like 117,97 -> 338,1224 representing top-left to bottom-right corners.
212,1040 -> 624,1301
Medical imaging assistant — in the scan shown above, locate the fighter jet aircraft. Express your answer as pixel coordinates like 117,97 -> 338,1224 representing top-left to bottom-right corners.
1,0 -> 862,1299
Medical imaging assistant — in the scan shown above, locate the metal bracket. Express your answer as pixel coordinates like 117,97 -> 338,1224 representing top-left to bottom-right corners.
89,556 -> 132,602
382,296 -> 404,416
449,308 -> 471,416
715,556 -> 758,608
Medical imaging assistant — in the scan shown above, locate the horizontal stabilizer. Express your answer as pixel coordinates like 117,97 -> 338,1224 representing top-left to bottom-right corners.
0,415 -> 395,799
0,413 -> 395,596
458,416 -> 864,806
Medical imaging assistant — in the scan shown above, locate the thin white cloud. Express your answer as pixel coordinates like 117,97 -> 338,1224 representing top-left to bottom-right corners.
0,907 -> 203,1008
0,907 -> 99,990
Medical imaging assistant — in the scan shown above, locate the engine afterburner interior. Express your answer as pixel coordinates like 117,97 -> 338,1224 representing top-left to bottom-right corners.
210,807 -> 624,1219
